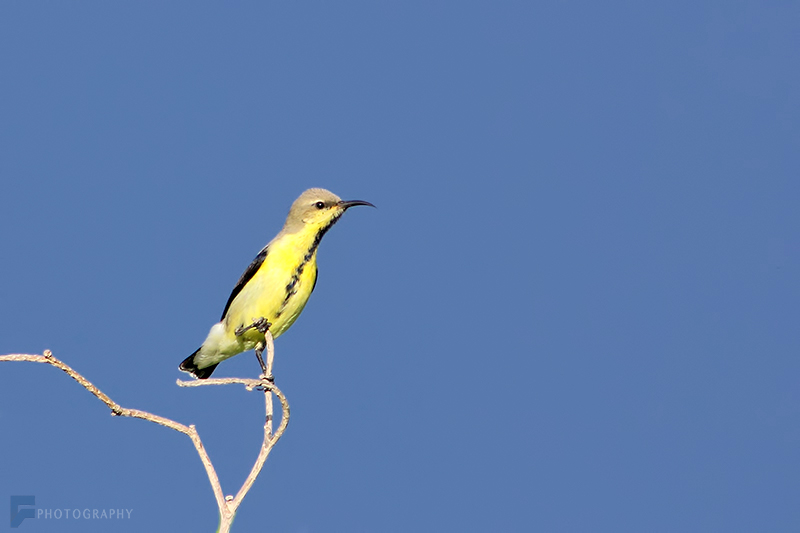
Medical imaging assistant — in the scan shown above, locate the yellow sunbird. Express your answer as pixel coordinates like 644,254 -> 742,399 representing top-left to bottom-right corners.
180,188 -> 374,379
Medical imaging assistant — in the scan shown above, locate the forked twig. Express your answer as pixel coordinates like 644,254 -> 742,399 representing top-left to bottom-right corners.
0,331 -> 288,533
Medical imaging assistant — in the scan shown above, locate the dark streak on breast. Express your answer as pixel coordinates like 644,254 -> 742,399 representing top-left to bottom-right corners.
275,213 -> 341,318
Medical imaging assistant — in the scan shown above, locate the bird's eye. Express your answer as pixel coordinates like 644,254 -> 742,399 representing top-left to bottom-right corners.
314,201 -> 325,209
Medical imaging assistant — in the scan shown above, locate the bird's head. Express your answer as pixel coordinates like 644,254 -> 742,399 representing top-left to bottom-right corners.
283,188 -> 374,234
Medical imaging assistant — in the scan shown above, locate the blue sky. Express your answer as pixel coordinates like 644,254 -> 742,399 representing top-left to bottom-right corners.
1,2 -> 799,531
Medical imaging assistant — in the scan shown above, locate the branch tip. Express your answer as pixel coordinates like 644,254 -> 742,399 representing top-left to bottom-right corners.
2,347 -> 289,533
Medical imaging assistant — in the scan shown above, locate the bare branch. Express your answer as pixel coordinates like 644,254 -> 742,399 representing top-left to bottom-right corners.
1,332 -> 290,533
175,331 -> 291,524
0,351 -> 228,515
177,376 -> 264,390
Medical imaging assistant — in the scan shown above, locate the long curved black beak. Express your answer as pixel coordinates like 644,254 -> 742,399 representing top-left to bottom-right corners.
338,200 -> 376,210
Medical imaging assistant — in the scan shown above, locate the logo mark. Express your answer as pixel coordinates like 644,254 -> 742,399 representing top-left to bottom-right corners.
10,496 -> 35,528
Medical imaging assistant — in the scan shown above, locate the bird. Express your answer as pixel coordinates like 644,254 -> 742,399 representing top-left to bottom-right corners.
180,188 -> 374,379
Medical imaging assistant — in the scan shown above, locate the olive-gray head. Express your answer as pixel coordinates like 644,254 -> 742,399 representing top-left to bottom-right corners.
282,188 -> 374,234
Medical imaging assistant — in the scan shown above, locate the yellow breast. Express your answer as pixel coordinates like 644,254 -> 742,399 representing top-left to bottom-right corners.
224,234 -> 319,348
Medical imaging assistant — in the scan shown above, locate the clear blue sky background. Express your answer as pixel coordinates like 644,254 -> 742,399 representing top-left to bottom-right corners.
1,2 -> 798,532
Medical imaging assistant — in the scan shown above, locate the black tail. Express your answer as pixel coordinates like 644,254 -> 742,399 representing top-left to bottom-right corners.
179,348 -> 218,379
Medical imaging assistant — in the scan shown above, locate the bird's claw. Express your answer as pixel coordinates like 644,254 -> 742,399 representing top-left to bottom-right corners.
253,317 -> 272,334
256,374 -> 275,390
235,317 -> 272,337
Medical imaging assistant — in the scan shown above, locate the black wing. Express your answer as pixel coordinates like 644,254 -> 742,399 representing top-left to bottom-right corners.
220,246 -> 268,321
311,265 -> 318,293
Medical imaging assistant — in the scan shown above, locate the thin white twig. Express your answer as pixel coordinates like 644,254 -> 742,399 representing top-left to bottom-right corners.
1,332 -> 290,533
175,331 -> 290,526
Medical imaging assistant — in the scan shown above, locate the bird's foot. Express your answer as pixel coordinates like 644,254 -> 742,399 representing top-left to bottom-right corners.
255,374 -> 275,392
235,317 -> 272,337
252,317 -> 272,334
